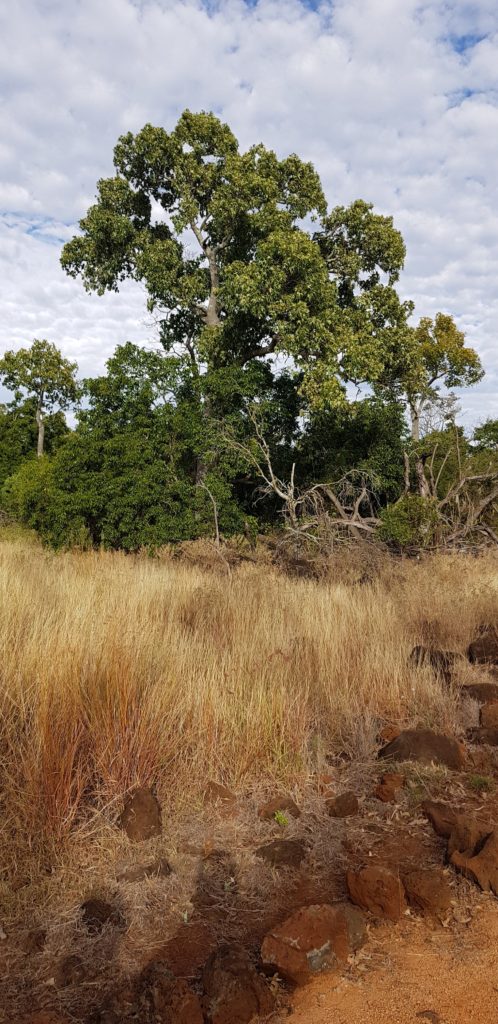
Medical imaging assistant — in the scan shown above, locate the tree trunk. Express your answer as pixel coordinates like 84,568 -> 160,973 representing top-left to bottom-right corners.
36,403 -> 45,457
410,402 -> 421,442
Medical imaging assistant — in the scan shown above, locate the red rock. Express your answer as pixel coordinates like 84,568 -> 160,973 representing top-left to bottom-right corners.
468,627 -> 498,665
118,787 -> 162,842
461,682 -> 498,703
379,725 -> 401,744
450,830 -> 498,894
141,962 -> 203,1024
402,869 -> 452,918
467,727 -> 498,746
258,794 -> 301,820
480,702 -> 498,728
326,791 -> 359,817
447,815 -> 492,858
422,800 -> 458,838
378,729 -> 466,769
346,865 -> 406,921
261,903 -> 366,986
202,945 -> 276,1023
374,773 -> 405,803
255,838 -> 306,868
203,780 -> 236,805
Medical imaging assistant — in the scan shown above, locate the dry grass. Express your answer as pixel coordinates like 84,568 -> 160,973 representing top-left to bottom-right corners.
1,535 -> 498,1019
0,535 -> 497,874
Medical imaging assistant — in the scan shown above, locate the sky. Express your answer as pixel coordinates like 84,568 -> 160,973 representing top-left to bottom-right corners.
0,0 -> 497,428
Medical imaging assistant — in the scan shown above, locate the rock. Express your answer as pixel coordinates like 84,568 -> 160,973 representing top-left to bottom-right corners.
117,857 -> 172,883
80,897 -> 123,935
258,794 -> 301,820
410,646 -> 459,683
422,800 -> 458,838
118,787 -> 162,842
480,702 -> 498,728
467,727 -> 498,746
468,627 -> 498,665
202,945 -> 276,1023
326,791 -> 359,818
141,961 -> 204,1024
261,903 -> 366,986
402,868 -> 452,919
21,927 -> 46,954
450,830 -> 498,894
461,682 -> 498,703
54,954 -> 86,988
255,838 -> 306,868
20,1016 -> 71,1024
374,773 -> 405,803
378,729 -> 466,769
447,815 -> 492,858
346,865 -> 407,921
203,781 -> 236,805
379,725 -> 401,744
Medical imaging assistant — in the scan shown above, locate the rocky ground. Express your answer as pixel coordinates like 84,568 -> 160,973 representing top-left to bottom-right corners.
2,627 -> 498,1023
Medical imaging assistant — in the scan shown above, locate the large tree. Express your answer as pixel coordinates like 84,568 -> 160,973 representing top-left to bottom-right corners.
0,340 -> 78,456
61,111 -> 411,409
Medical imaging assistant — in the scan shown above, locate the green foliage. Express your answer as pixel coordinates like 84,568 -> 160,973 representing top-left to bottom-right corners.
61,110 -> 414,409
467,774 -> 494,794
298,398 -> 408,503
273,810 -> 289,827
0,339 -> 78,413
379,494 -> 439,548
0,400 -> 68,487
473,419 -> 498,453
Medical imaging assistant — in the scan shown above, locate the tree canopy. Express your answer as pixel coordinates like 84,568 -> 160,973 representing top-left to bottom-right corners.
61,111 -> 413,408
0,340 -> 78,456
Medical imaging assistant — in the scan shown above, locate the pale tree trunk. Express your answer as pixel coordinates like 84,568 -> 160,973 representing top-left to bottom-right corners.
36,402 -> 45,457
410,401 -> 422,443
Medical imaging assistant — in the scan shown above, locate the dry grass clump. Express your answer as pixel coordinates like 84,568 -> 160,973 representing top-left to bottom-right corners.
0,535 -> 497,880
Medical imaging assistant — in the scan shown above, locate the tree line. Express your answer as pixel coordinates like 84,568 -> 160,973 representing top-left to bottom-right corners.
0,111 -> 496,551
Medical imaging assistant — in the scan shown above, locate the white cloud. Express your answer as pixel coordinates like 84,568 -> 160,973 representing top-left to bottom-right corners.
0,0 -> 497,427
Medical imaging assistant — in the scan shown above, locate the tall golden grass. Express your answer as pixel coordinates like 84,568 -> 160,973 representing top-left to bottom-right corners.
1,534 -> 497,870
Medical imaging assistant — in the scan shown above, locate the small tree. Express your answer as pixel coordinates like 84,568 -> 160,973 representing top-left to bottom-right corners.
0,340 -> 78,457
403,314 -> 483,441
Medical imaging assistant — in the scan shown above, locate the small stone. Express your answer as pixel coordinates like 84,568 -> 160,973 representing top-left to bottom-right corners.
447,815 -> 492,858
461,682 -> 498,703
203,945 -> 276,1023
402,869 -> 452,919
261,903 -> 366,986
422,800 -> 458,838
374,773 -> 405,803
450,830 -> 498,894
326,791 -> 359,818
467,727 -> 498,746
258,794 -> 301,820
346,865 -> 406,921
140,962 -> 204,1024
203,781 -> 236,805
378,729 -> 466,770
480,702 -> 498,728
118,787 -> 162,842
468,627 -> 498,665
255,839 -> 306,868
